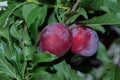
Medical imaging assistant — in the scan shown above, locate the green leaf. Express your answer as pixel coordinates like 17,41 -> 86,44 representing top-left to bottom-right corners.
36,4 -> 48,26
51,74 -> 64,80
91,0 -> 120,12
87,24 -> 105,33
0,40 -> 23,77
31,71 -> 52,80
70,70 -> 85,80
0,10 -> 11,28
26,5 -> 47,45
78,8 -> 88,19
28,24 -> 39,45
0,74 -> 13,80
91,0 -> 104,10
10,24 -> 22,41
10,23 -> 31,45
26,7 -> 40,27
22,3 -> 38,27
0,40 -> 13,59
22,3 -> 47,27
10,45 -> 23,73
66,8 -> 88,25
81,0 -> 93,9
48,11 -> 58,24
100,63 -> 120,80
0,27 -> 9,40
0,3 -> 19,28
13,8 -> 23,18
55,8 -> 68,23
34,52 -> 57,62
97,42 -> 111,64
105,1 -> 120,13
23,28 -> 32,45
54,61 -> 71,80
31,67 -> 54,80
0,40 -> 7,54
23,46 -> 36,60
0,41 -> 19,79
86,12 -> 120,25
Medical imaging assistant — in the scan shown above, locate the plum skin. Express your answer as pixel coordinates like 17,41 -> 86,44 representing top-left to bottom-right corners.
39,23 -> 72,57
71,26 -> 99,57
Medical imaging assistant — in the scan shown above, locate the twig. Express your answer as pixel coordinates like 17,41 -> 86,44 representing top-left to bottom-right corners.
71,0 -> 80,11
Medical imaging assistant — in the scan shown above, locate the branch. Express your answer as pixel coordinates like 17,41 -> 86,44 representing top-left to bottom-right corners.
71,0 -> 80,11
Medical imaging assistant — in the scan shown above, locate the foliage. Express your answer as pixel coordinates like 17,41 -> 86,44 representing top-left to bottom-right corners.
0,0 -> 120,80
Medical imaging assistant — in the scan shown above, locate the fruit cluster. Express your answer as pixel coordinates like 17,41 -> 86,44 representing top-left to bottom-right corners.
39,23 -> 99,57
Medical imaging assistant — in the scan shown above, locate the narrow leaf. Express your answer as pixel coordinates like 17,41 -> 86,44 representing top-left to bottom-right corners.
22,3 -> 38,27
34,52 -> 56,62
86,12 -> 120,25
97,42 -> 111,64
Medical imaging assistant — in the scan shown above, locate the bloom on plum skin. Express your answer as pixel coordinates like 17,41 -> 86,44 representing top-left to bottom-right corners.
71,26 -> 99,57
39,23 -> 72,57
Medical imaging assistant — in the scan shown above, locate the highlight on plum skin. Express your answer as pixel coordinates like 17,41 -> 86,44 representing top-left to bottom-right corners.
39,23 -> 72,57
71,26 -> 99,57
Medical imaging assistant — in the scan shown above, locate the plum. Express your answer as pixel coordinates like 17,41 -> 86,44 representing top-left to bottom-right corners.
71,25 -> 99,57
39,23 -> 72,57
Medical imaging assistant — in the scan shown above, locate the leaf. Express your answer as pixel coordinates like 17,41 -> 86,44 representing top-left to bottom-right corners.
91,0 -> 104,10
0,9 -> 11,28
107,38 -> 120,65
81,0 -> 93,9
48,11 -> 58,24
0,40 -> 13,59
105,1 -> 120,13
23,46 -> 36,60
0,39 -> 22,74
87,24 -> 105,33
86,12 -> 120,25
36,4 -> 48,26
26,7 -> 40,27
0,27 -> 9,40
97,42 -> 111,64
22,28 -> 32,45
51,74 -> 64,80
0,41 -> 19,79
66,8 -> 88,25
0,74 -> 13,80
0,40 -> 7,54
0,40 -> 22,77
31,71 -> 52,80
27,5 -> 47,45
54,61 -> 71,80
28,24 -> 39,45
10,24 -> 22,41
70,70 -> 85,80
10,22 -> 32,45
0,3 -> 18,28
34,52 -> 57,62
22,3 -> 38,27
13,8 -> 23,18
31,67 -> 54,80
10,45 -> 23,73
22,3 -> 47,27
100,62 -> 120,80
78,8 -> 88,19
55,8 -> 69,23
91,0 -> 120,13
